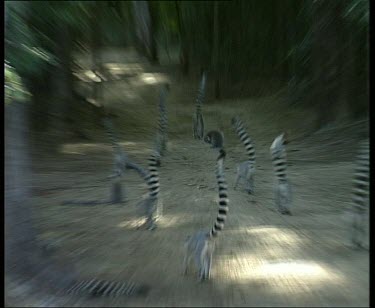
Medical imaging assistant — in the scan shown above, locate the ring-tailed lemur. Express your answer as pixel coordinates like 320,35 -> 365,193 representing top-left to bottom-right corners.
137,149 -> 162,230
270,133 -> 292,215
104,117 -> 148,176
350,140 -> 369,249
183,149 -> 229,281
61,118 -> 148,206
193,72 -> 207,140
66,277 -> 150,298
155,83 -> 170,158
231,116 -> 256,194
204,130 -> 224,149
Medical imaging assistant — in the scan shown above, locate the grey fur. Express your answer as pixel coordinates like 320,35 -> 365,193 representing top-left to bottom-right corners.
270,134 -> 292,215
274,180 -> 292,215
231,116 -> 256,194
137,196 -> 161,231
183,231 -> 214,280
183,149 -> 228,281
234,161 -> 255,194
350,140 -> 369,249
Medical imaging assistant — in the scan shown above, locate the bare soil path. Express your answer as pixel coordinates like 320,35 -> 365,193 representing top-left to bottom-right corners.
6,48 -> 369,307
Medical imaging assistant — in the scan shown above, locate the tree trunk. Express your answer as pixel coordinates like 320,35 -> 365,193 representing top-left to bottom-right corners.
132,1 -> 157,63
91,1 -> 103,105
148,1 -> 159,64
50,24 -> 74,142
311,1 -> 342,128
212,1 -> 220,100
175,1 -> 189,75
5,101 -> 77,295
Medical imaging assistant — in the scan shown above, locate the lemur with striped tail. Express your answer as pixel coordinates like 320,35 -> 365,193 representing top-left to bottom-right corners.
155,83 -> 170,159
350,140 -> 369,249
137,149 -> 162,230
193,72 -> 207,140
183,149 -> 229,281
103,117 -> 148,180
270,133 -> 292,215
61,118 -> 147,206
231,116 -> 256,194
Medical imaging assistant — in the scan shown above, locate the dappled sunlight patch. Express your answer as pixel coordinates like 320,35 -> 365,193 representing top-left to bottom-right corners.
86,98 -> 102,107
117,217 -> 147,229
155,214 -> 185,228
138,72 -> 170,85
60,142 -> 109,155
116,214 -> 183,230
141,73 -> 158,85
216,254 -> 343,290
73,70 -> 102,82
103,62 -> 144,75
226,226 -> 302,245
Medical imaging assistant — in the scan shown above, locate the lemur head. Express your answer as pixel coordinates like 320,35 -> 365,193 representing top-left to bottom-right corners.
204,134 -> 211,144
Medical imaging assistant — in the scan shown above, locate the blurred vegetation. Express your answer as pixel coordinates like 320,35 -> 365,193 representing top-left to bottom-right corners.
5,0 -> 369,140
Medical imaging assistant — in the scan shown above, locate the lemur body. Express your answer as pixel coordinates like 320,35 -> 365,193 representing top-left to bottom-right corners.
103,117 -> 147,179
183,149 -> 228,281
204,130 -> 224,149
350,140 -> 369,249
61,118 -> 147,206
193,72 -> 207,140
231,116 -> 256,194
270,133 -> 292,215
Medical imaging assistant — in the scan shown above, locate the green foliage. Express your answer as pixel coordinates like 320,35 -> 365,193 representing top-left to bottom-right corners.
4,0 -> 369,125
5,63 -> 32,104
343,0 -> 369,24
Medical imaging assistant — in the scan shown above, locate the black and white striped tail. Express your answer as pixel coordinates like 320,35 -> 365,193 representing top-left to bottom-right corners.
157,84 -> 169,155
146,151 -> 160,198
158,84 -> 169,136
352,140 -> 369,213
270,134 -> 288,181
351,140 -> 369,248
195,72 -> 207,114
209,149 -> 229,238
231,116 -> 256,164
66,278 -> 149,297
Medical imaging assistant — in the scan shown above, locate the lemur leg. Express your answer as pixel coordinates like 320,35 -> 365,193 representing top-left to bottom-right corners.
351,211 -> 366,249
245,171 -> 255,195
110,177 -> 124,204
183,240 -> 192,275
145,197 -> 158,230
234,166 -> 241,190
203,250 -> 213,280
276,181 -> 292,215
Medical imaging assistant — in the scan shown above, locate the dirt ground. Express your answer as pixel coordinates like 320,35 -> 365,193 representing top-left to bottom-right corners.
6,49 -> 369,307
